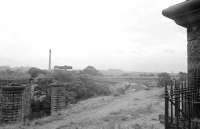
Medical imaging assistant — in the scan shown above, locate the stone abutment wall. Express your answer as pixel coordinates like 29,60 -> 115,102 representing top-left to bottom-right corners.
187,25 -> 200,89
50,84 -> 66,114
0,82 -> 31,124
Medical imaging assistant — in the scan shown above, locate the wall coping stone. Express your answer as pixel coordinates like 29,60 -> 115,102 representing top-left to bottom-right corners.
162,0 -> 200,27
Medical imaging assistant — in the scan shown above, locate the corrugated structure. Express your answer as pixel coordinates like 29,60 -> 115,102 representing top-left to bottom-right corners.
50,82 -> 66,114
0,80 -> 31,124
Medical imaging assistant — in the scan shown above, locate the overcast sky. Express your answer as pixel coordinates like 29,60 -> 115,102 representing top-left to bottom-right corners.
0,0 -> 187,72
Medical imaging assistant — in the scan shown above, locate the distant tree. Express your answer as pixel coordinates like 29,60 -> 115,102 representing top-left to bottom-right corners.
81,66 -> 102,76
52,70 -> 77,82
0,69 -> 30,80
139,73 -> 155,77
178,72 -> 187,82
28,67 -> 47,78
157,72 -> 171,87
0,66 -> 10,71
122,73 -> 130,76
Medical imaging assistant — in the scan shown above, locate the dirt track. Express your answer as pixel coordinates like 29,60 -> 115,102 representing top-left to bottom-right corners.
2,86 -> 164,129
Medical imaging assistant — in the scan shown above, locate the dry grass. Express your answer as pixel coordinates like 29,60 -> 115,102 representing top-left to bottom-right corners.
55,122 -> 161,129
1,86 -> 164,129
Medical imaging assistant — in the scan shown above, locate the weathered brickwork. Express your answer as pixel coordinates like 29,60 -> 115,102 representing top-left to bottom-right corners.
0,84 -> 31,124
187,25 -> 200,89
50,83 -> 66,114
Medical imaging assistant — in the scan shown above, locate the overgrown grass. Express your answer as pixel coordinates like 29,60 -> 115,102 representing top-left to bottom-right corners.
55,122 -> 159,129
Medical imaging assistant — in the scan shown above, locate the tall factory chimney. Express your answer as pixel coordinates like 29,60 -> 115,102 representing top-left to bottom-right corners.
49,49 -> 51,71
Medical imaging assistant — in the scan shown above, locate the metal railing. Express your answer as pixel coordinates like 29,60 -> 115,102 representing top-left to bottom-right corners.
165,80 -> 200,129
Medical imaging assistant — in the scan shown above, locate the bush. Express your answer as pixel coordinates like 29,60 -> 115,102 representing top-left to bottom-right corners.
81,66 -> 102,76
79,75 -> 111,96
0,69 -> 30,80
112,87 -> 126,96
157,72 -> 171,87
178,72 -> 187,82
52,70 -> 77,82
28,67 -> 47,78
64,75 -> 111,103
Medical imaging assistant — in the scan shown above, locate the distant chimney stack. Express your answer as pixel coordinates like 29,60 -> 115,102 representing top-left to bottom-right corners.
49,49 -> 51,71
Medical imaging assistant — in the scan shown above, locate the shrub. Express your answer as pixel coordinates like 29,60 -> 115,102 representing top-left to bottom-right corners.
157,72 -> 171,87
64,74 -> 111,102
178,72 -> 187,82
0,69 -> 30,80
112,87 -> 126,96
81,66 -> 102,76
52,70 -> 77,82
28,67 -> 47,78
